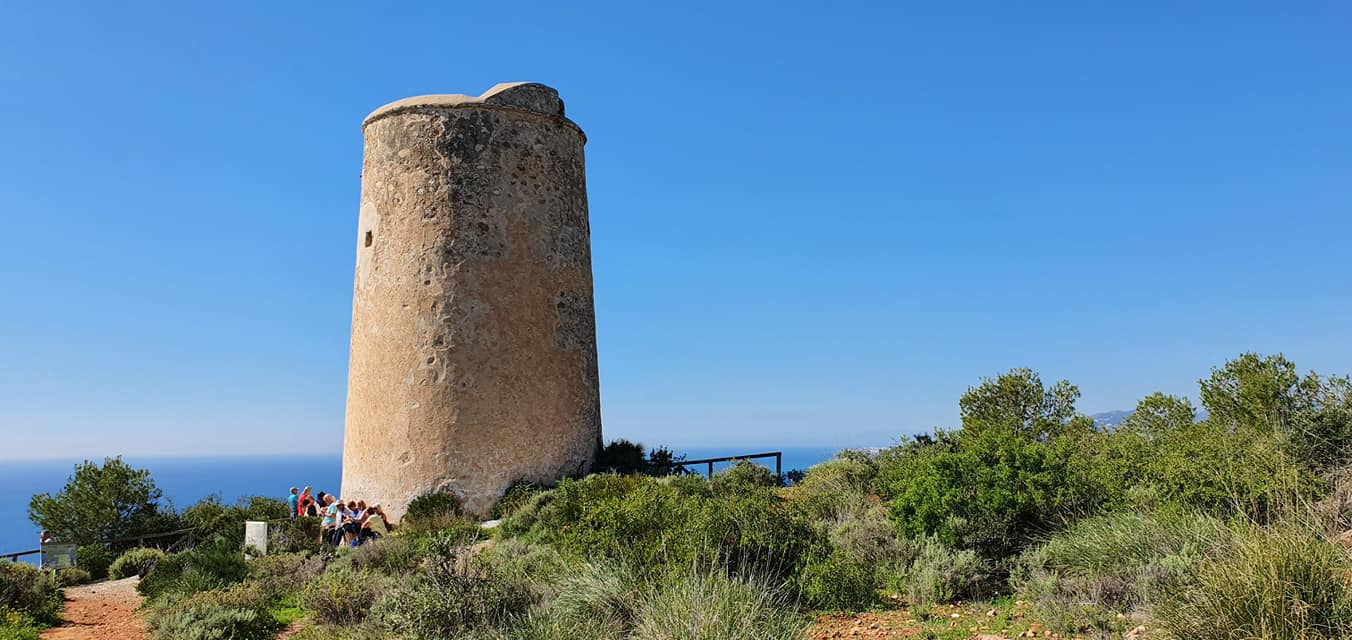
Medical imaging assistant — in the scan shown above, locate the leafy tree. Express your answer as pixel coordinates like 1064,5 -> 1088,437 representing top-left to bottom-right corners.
28,457 -> 177,546
1143,418 -> 1312,519
594,438 -> 647,474
1102,375 -> 1318,519
1201,353 -> 1352,468
959,368 -> 1084,440
594,439 -> 689,476
1119,392 -> 1198,441
645,446 -> 687,477
182,494 -> 292,544
1200,353 -> 1313,432
1098,393 -> 1197,499
878,370 -> 1111,559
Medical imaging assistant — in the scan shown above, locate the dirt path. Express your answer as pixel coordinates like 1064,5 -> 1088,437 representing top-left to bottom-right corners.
41,577 -> 147,640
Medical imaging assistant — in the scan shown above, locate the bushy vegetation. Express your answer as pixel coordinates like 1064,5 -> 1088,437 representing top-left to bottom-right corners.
53,567 -> 91,587
400,491 -> 465,535
145,581 -> 281,640
1155,517 -> 1352,640
0,562 -> 61,640
0,563 -> 60,626
138,536 -> 251,601
75,544 -> 114,580
505,467 -> 816,587
594,439 -> 689,476
0,607 -> 48,640
139,546 -> 325,640
1013,511 -> 1225,633
269,516 -> 323,554
182,494 -> 291,544
75,351 -> 1352,639
108,547 -> 168,580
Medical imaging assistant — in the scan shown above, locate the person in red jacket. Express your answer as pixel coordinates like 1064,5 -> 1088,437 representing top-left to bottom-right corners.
296,486 -> 314,517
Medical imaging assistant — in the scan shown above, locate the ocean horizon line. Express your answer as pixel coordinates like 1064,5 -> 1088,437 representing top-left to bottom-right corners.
0,443 -> 875,465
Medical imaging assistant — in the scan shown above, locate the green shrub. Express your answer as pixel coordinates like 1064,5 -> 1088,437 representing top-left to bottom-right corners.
792,450 -> 879,521
1016,510 -> 1223,618
492,482 -> 545,519
631,570 -> 805,640
108,547 -> 168,579
0,607 -> 47,640
370,537 -> 534,638
478,539 -> 572,604
405,491 -> 463,521
1155,519 -> 1352,639
143,580 -> 276,639
54,567 -> 91,587
1011,511 -> 1228,633
1142,420 -> 1315,520
300,566 -> 387,625
1199,353 -> 1352,470
827,504 -> 906,567
878,426 -> 1110,560
547,561 -> 642,632
239,496 -> 292,521
710,460 -> 779,494
340,536 -> 420,574
799,550 -> 877,611
401,491 -> 465,534
892,535 -> 986,607
138,536 -> 249,602
512,473 -> 816,584
497,486 -> 564,538
875,370 -> 1122,560
182,495 -> 291,546
0,563 -> 60,624
247,552 -> 323,600
135,553 -> 184,600
269,516 -> 322,554
76,544 -> 114,580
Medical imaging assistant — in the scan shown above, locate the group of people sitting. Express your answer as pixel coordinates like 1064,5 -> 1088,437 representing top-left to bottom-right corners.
289,486 -> 392,547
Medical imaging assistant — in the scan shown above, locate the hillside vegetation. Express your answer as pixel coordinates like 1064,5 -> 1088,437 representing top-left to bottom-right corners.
11,351 -> 1352,639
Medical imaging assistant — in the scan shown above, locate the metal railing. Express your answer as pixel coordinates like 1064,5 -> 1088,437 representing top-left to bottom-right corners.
680,451 -> 782,479
1,527 -> 199,564
1,549 -> 39,563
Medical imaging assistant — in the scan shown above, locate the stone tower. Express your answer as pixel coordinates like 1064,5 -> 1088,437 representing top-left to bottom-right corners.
341,83 -> 601,519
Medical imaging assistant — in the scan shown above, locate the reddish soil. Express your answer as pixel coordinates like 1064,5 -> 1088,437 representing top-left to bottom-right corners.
41,577 -> 147,640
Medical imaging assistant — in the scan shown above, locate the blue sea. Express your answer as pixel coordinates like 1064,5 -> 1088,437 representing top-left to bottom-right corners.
0,447 -> 843,562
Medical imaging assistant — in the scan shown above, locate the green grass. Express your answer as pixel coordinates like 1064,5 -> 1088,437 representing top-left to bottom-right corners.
1155,517 -> 1352,639
267,593 -> 304,625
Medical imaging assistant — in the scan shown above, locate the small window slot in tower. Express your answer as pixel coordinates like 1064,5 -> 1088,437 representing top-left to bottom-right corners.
365,231 -> 373,247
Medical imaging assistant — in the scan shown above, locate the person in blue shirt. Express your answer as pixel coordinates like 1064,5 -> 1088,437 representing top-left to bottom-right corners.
287,487 -> 299,519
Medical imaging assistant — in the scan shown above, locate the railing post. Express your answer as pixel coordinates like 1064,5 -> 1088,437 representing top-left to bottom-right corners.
775,453 -> 782,479
707,461 -> 714,478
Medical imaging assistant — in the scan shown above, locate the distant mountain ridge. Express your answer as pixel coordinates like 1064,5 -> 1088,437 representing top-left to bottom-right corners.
1090,410 -> 1132,427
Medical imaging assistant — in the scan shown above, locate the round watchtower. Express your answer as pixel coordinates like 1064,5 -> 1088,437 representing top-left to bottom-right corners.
341,83 -> 601,519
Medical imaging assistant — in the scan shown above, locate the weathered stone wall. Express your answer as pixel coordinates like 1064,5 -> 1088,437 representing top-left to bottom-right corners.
341,83 -> 600,519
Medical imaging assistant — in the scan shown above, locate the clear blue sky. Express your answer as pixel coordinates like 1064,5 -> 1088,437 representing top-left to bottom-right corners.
2,2 -> 1349,459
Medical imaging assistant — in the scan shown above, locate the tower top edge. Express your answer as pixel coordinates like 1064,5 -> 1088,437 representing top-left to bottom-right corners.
362,82 -> 580,133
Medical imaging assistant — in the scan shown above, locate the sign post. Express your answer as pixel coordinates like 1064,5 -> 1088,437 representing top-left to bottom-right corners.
41,543 -> 76,569
244,521 -> 268,556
